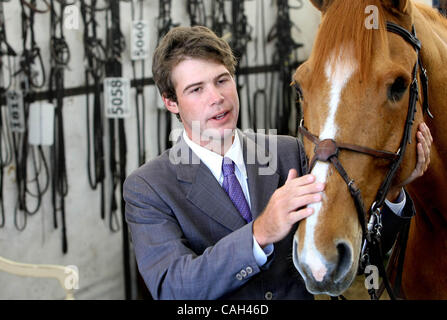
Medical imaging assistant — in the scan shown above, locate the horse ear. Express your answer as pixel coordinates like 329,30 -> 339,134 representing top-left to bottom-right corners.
309,0 -> 334,12
381,0 -> 410,14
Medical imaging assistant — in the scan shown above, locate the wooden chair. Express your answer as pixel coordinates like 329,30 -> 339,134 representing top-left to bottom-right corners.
0,256 -> 78,299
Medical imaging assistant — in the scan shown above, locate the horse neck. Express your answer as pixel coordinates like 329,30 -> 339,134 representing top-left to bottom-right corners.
408,154 -> 447,226
413,6 -> 447,151
410,7 -> 447,223
413,3 -> 447,54
413,6 -> 447,118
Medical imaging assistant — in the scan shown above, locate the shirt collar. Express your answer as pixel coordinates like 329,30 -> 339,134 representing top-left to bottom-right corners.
182,129 -> 247,181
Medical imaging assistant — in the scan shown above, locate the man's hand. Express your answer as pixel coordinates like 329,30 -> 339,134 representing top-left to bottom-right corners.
253,170 -> 324,248
387,122 -> 433,201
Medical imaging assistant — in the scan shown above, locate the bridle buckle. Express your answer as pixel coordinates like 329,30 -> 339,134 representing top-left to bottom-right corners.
368,202 -> 383,240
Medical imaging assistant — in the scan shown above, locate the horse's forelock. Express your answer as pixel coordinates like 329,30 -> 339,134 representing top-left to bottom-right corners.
309,0 -> 389,89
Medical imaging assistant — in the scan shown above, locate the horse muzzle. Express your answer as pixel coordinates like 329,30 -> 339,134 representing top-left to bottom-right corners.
292,235 -> 359,296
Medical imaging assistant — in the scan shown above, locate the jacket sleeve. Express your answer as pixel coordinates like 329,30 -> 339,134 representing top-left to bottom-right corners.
123,173 -> 262,300
381,188 -> 415,254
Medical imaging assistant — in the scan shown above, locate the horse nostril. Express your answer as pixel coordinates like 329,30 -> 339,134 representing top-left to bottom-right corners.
334,241 -> 353,283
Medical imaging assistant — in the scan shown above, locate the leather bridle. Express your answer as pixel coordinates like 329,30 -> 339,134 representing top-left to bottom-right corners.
296,21 -> 433,300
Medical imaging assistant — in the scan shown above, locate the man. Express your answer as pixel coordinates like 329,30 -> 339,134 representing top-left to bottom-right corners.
123,26 -> 432,300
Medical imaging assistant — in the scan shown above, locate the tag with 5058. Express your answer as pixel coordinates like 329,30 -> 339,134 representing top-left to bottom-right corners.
104,78 -> 131,119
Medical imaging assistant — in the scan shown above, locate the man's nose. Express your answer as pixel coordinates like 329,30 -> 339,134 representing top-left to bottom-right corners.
208,85 -> 224,105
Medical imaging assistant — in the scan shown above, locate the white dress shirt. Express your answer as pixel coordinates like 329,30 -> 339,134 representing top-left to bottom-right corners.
385,189 -> 406,217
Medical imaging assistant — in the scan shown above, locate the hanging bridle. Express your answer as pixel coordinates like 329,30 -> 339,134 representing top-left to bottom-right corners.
296,21 -> 433,300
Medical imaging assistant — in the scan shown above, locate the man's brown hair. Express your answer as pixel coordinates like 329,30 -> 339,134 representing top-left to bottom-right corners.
152,26 -> 237,102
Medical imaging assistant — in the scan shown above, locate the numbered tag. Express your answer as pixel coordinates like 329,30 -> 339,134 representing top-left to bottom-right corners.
28,102 -> 55,146
131,20 -> 149,60
6,90 -> 25,133
104,78 -> 131,118
28,102 -> 41,145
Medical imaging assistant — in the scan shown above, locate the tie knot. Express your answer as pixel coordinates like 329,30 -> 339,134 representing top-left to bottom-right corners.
222,157 -> 235,177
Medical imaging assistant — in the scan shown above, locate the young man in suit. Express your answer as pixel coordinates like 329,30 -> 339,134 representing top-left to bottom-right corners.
123,26 -> 432,299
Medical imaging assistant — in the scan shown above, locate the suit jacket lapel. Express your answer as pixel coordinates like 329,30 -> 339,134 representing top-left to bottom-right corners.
187,164 -> 247,230
239,129 -> 280,220
174,130 -> 280,230
174,135 -> 246,231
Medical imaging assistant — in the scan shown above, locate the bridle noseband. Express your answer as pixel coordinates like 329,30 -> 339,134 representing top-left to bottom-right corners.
297,21 -> 433,299
299,124 -> 400,239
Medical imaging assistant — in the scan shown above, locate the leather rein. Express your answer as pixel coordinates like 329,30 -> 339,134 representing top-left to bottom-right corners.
296,21 -> 433,300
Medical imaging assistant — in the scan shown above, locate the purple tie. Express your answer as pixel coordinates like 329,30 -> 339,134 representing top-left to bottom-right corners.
221,157 -> 252,223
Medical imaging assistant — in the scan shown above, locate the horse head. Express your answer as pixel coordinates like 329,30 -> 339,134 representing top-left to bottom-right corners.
292,0 -> 426,296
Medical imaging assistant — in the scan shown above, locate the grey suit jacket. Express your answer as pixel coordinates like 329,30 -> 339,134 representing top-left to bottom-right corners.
124,129 -> 312,299
123,129 -> 414,300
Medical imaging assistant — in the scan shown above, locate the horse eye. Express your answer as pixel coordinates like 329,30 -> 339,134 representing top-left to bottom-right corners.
387,76 -> 408,103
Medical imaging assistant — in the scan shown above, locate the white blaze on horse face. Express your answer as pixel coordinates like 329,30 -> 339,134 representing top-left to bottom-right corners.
301,47 -> 357,283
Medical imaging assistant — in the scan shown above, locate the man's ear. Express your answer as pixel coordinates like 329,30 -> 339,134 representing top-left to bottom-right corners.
381,0 -> 409,15
162,95 -> 179,115
309,0 -> 334,12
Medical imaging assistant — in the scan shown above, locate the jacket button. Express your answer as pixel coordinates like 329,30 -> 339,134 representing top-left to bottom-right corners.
246,266 -> 253,274
236,273 -> 243,281
240,269 -> 247,277
265,291 -> 273,300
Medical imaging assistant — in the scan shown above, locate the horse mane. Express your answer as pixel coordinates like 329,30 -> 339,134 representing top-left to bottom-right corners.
308,0 -> 388,88
415,2 -> 447,30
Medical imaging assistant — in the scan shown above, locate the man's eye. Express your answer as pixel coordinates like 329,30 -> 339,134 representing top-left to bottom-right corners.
191,87 -> 201,93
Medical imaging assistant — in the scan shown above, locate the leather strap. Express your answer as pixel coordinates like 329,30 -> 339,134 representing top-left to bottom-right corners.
387,22 -> 433,119
50,0 -> 71,254
105,1 -> 131,300
131,0 -> 146,166
81,0 -> 106,221
300,126 -> 399,162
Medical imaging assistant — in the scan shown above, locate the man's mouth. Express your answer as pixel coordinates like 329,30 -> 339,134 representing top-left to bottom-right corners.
212,111 -> 229,121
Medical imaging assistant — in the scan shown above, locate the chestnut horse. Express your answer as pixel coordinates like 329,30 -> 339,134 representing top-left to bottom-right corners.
292,0 -> 447,299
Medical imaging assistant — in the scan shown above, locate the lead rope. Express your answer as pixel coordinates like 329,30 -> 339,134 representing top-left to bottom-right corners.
130,0 -> 146,166
105,0 -> 125,233
253,0 -> 269,130
81,0 -> 107,221
210,0 -> 232,38
11,0 -> 49,231
0,0 -> 16,228
187,0 -> 206,26
156,0 -> 178,155
105,0 -> 132,300
377,218 -> 411,299
231,0 -> 253,130
49,0 -> 71,254
268,0 -> 303,134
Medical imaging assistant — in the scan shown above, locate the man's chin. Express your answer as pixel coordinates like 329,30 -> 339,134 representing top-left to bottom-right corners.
201,126 -> 234,139
197,127 -> 234,148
